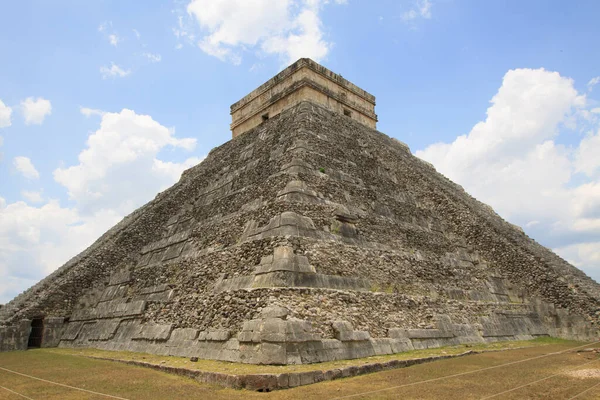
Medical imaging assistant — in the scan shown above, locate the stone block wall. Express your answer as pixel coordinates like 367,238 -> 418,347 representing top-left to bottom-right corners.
2,101 -> 599,363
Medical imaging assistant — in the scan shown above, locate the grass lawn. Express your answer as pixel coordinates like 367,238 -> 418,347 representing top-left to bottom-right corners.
0,338 -> 599,399
45,337 -> 572,375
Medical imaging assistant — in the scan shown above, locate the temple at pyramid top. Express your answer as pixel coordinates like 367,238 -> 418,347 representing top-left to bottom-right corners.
230,58 -> 377,137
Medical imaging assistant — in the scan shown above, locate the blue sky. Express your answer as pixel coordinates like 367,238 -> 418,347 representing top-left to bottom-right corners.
1,0 -> 600,303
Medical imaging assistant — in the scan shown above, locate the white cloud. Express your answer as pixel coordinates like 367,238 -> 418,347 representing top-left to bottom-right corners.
555,242 -> 600,270
99,21 -> 122,47
21,190 -> 44,204
133,29 -> 141,39
184,0 -> 345,65
53,108 -> 200,215
80,107 -> 104,117
0,99 -> 12,128
0,198 -> 123,302
108,34 -> 120,47
98,21 -> 110,32
402,0 -> 432,21
13,156 -> 40,179
417,68 -> 600,281
588,76 -> 600,92
20,97 -> 52,125
100,63 -> 131,79
261,8 -> 330,64
575,127 -> 600,177
143,52 -> 162,63
173,15 -> 196,49
0,109 -> 204,303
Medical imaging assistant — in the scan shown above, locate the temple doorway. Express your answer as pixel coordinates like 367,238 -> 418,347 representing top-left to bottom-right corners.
27,317 -> 44,348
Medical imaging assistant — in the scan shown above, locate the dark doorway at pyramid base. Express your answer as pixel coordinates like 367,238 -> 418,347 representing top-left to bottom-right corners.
27,317 -> 44,348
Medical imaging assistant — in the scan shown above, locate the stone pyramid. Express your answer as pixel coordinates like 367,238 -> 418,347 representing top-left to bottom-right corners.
1,59 -> 599,364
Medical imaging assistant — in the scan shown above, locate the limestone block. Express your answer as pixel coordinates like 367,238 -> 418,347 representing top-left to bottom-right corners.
100,285 -> 128,302
0,321 -> 30,351
148,250 -> 166,264
87,320 -> 121,341
133,323 -> 173,341
140,284 -> 171,295
338,330 -> 371,342
239,342 -> 286,365
281,212 -> 316,230
260,306 -> 289,319
140,231 -> 190,255
390,338 -> 414,353
109,270 -> 132,286
61,322 -> 84,341
170,328 -> 198,341
281,159 -> 315,175
137,252 -> 153,267
404,329 -> 454,339
94,299 -> 146,319
332,321 -> 370,341
387,328 -> 408,339
165,215 -> 179,226
236,331 -> 253,343
332,320 -> 353,335
257,342 -> 287,365
277,180 -> 319,198
370,338 -> 393,355
330,220 -> 358,238
259,318 -> 287,343
333,205 -> 358,224
254,246 -> 315,275
206,330 -> 231,342
285,319 -> 317,342
76,322 -> 100,342
136,290 -> 174,303
70,308 -> 96,321
162,242 -> 186,261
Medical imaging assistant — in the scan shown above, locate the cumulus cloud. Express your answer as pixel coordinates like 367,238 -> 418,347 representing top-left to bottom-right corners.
108,34 -> 120,47
184,0 -> 345,65
402,0 -> 432,21
21,190 -> 44,204
588,76 -> 600,92
21,97 -> 52,125
98,21 -> 111,32
0,99 -> 12,128
53,108 -> 200,215
556,242 -> 600,271
99,21 -> 122,47
13,156 -> 40,179
100,63 -> 131,79
143,52 -> 162,63
0,199 -> 122,302
80,107 -> 104,117
417,68 -> 600,281
0,109 -> 203,302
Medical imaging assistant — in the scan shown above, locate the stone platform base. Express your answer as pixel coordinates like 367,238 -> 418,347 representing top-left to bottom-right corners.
86,350 -> 480,391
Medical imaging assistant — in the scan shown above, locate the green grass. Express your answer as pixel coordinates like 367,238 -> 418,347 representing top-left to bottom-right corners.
45,337 -> 573,375
0,338 -> 598,399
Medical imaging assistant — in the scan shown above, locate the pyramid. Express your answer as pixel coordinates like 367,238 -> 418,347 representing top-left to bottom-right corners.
1,59 -> 599,365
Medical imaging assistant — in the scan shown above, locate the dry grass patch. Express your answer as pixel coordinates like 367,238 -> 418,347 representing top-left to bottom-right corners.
47,337 -> 571,375
1,339 -> 599,399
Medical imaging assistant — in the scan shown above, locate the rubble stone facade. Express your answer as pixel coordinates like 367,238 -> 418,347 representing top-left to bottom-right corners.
2,60 -> 599,364
230,58 -> 377,138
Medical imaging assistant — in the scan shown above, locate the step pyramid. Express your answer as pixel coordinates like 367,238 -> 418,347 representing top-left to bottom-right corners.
1,59 -> 599,364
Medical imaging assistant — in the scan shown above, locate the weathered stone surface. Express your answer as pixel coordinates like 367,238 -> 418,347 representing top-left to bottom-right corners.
133,323 -> 173,341
2,60 -> 599,363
